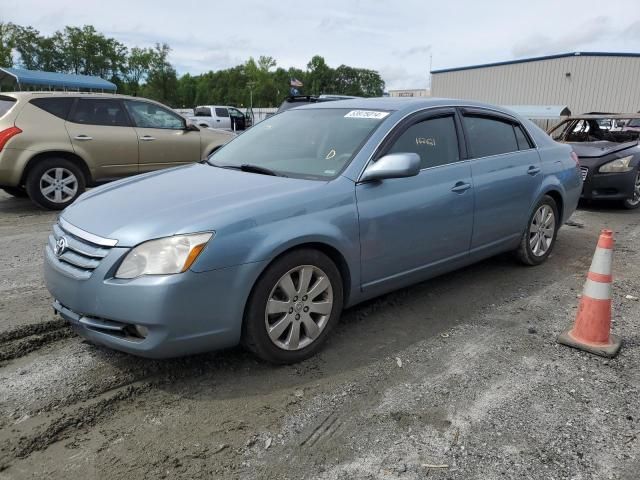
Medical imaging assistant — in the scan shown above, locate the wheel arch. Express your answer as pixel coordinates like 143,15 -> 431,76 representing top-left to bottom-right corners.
542,188 -> 564,222
20,151 -> 92,186
242,241 -> 353,327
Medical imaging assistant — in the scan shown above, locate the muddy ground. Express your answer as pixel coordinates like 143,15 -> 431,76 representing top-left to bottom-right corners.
0,190 -> 638,480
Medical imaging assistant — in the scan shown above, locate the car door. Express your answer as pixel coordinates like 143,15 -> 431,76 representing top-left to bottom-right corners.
124,99 -> 201,173
213,107 -> 231,129
460,109 -> 542,254
228,107 -> 246,131
65,98 -> 139,180
356,109 -> 474,294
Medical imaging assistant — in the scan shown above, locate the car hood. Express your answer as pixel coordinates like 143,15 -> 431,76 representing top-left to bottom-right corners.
568,140 -> 638,158
61,164 -> 324,247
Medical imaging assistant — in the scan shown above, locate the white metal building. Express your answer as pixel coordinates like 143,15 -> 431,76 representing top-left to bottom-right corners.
431,52 -> 640,114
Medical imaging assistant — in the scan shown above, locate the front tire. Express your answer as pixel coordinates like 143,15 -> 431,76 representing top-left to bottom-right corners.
622,170 -> 640,209
242,249 -> 344,364
25,158 -> 86,210
516,195 -> 559,266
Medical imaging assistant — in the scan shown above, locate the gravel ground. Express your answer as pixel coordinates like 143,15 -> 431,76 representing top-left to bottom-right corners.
0,190 -> 638,479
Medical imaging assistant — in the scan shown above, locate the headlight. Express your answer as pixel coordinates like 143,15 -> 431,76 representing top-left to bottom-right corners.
115,232 -> 213,279
599,155 -> 634,173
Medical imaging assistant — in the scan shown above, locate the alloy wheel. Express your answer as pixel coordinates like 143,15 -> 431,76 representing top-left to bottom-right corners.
628,171 -> 640,207
529,204 -> 556,257
265,265 -> 333,351
39,167 -> 78,204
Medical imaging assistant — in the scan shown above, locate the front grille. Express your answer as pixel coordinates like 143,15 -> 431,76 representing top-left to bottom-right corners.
580,166 -> 588,181
47,221 -> 113,279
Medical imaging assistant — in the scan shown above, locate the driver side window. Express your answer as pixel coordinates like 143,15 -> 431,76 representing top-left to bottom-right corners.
387,115 -> 460,169
125,100 -> 185,129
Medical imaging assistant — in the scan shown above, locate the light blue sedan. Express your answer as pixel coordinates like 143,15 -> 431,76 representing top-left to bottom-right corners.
44,98 -> 582,363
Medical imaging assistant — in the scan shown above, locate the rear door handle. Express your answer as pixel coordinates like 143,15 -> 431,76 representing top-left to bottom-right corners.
527,165 -> 541,175
451,181 -> 472,193
73,135 -> 92,141
139,136 -> 156,141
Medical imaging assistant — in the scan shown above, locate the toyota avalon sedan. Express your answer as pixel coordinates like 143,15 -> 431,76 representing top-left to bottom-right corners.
44,98 -> 582,363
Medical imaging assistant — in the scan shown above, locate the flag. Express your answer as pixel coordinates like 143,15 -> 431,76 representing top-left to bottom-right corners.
290,78 -> 303,88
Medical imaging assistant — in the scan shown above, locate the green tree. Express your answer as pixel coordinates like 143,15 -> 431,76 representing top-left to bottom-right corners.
141,43 -> 178,106
0,23 -> 15,67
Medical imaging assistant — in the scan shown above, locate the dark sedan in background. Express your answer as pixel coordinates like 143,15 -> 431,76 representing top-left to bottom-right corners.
549,114 -> 640,209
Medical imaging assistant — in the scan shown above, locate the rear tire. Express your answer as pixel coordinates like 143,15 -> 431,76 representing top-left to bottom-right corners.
25,157 -> 86,210
242,249 -> 344,364
622,170 -> 640,209
516,195 -> 559,266
1,186 -> 28,198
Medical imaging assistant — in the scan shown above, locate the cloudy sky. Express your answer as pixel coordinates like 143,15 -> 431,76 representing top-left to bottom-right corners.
3,0 -> 640,90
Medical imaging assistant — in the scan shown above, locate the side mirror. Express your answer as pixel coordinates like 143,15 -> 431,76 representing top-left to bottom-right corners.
360,153 -> 421,182
185,122 -> 200,132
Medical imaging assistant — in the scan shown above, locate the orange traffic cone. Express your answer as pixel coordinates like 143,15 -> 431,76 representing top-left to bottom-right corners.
557,229 -> 622,358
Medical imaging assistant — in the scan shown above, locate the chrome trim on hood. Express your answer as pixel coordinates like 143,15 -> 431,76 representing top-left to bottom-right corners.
59,217 -> 118,247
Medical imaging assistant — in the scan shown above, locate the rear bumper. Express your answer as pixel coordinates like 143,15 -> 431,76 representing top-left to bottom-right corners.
44,242 -> 267,358
580,169 -> 636,201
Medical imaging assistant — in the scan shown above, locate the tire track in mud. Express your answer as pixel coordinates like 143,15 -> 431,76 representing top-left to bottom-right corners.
0,320 -> 74,363
0,382 -> 152,471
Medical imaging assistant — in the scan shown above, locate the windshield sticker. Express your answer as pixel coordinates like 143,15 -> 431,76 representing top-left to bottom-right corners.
344,110 -> 390,120
324,169 -> 336,175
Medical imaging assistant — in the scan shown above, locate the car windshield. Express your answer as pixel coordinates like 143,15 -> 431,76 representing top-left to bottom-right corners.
208,108 -> 388,179
549,117 -> 640,143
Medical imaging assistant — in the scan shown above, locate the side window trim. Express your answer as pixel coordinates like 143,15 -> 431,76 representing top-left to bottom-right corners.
375,108 -> 464,163
458,109 -> 526,159
357,108 -> 466,182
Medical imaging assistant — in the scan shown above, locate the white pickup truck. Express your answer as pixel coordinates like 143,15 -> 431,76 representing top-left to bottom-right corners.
188,105 -> 250,131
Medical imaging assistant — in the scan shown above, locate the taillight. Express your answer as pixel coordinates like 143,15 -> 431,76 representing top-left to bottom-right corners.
570,151 -> 579,166
0,126 -> 22,151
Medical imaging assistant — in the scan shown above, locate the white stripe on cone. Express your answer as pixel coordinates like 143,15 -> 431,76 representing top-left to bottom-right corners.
589,248 -> 613,275
582,278 -> 612,300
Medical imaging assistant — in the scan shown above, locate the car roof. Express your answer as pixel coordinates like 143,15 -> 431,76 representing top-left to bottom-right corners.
291,96 -> 523,116
0,91 -> 171,107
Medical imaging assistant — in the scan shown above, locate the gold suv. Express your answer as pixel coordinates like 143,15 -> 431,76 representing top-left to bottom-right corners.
0,92 -> 234,209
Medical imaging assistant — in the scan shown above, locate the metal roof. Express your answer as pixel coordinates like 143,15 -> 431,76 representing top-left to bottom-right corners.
431,52 -> 640,74
502,105 -> 571,119
0,67 -> 116,92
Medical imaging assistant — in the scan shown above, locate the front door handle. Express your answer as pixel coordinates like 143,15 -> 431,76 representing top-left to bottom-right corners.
451,181 -> 472,193
74,135 -> 92,141
527,165 -> 541,175
216,119 -> 221,122
139,136 -> 156,141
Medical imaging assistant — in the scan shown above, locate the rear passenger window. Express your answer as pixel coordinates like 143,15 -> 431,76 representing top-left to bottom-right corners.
386,116 -> 460,169
514,125 -> 533,150
215,108 -> 229,117
0,96 -> 17,118
69,99 -> 130,127
463,116 -> 518,158
30,97 -> 74,120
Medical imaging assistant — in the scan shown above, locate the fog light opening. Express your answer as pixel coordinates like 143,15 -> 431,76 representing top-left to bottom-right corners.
134,325 -> 149,339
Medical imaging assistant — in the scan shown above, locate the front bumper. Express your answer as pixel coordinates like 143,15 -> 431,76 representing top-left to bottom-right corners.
44,241 -> 267,358
580,168 -> 636,201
